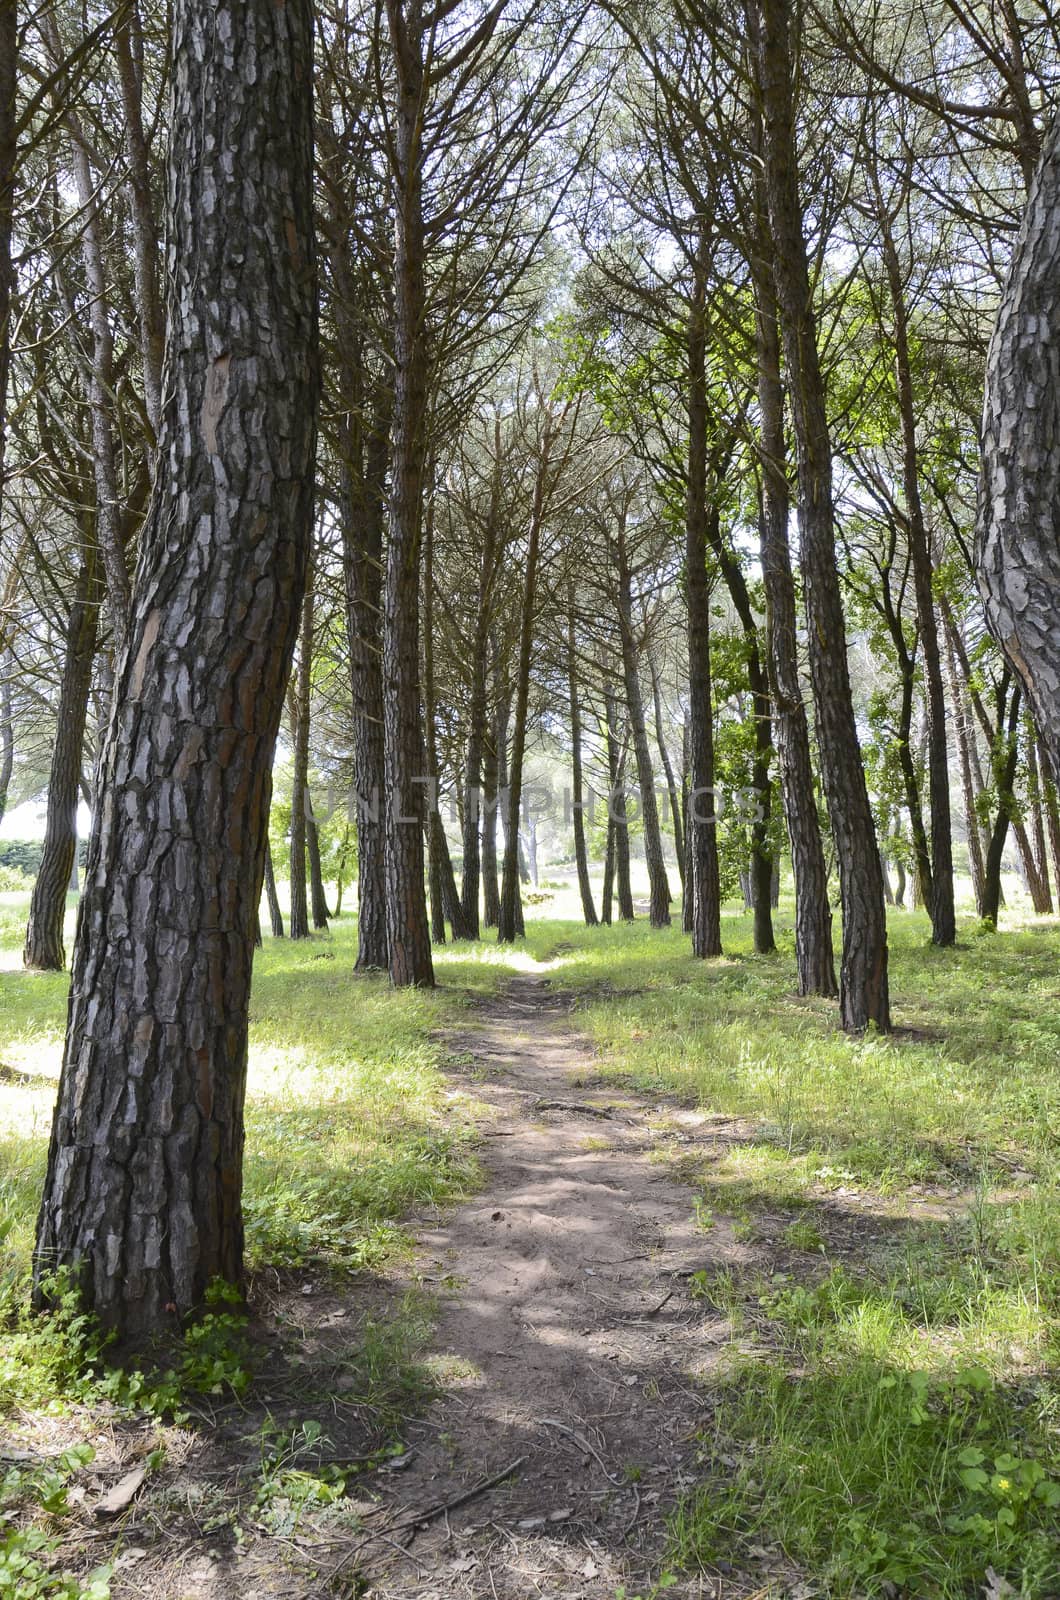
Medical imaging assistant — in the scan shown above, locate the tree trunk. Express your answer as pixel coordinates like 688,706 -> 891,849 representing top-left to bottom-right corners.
605,686 -> 634,922
339,387 -> 390,971
307,798 -> 330,929
33,0 -> 317,1336
601,815 -> 615,925
263,838 -> 284,938
982,676 -> 1022,926
616,529 -> 671,928
650,659 -> 684,887
892,641 -> 934,907
382,1 -> 433,987
880,218 -> 955,944
24,548 -> 100,970
753,0 -> 888,1029
0,0 -> 14,573
568,587 -> 598,926
499,424 -> 551,943
685,254 -> 721,956
288,586 -> 313,941
977,111 -> 1060,782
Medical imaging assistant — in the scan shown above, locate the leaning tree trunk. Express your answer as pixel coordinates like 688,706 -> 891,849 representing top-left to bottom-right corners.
753,0 -> 888,1030
24,546 -> 100,970
616,531 -> 671,928
288,584 -> 313,940
263,838 -> 284,938
115,2 -> 164,440
685,253 -> 722,956
977,111 -> 1060,782
567,586 -> 598,927
751,215 -> 835,995
33,0 -> 317,1338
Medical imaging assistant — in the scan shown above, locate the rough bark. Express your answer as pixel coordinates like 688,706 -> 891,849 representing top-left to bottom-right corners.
685,256 -> 722,957
424,487 -> 471,941
33,0 -> 317,1336
263,839 -> 284,938
24,548 -> 100,970
45,23 -> 133,653
753,0 -> 889,1030
1023,727 -> 1053,908
977,111 -> 1060,782
616,528 -> 671,928
288,586 -> 313,941
943,616 -> 987,914
382,0 -> 433,986
982,674 -> 1022,926
0,0 -> 14,565
339,395 -> 390,971
567,588 -> 598,927
750,65 -> 835,997
481,686 -> 503,928
880,218 -> 955,945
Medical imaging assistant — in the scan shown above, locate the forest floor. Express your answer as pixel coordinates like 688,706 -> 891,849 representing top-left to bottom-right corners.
2,894 -> 1060,1599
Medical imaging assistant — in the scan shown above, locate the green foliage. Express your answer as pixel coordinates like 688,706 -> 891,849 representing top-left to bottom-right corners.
0,1442 -> 111,1599
672,1354 -> 1060,1596
0,1527 -> 111,1600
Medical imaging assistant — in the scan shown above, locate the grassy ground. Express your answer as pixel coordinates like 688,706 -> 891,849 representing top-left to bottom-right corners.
0,894 -> 508,1358
520,905 -> 1060,1597
2,881 -> 1058,1596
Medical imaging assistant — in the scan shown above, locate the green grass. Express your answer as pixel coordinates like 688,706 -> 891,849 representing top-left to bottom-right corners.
521,904 -> 1060,1595
3,882 -> 1060,1593
524,908 -> 1060,1188
0,902 -> 509,1342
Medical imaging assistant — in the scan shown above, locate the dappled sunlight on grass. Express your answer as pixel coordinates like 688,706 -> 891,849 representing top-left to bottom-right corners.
522,907 -> 1060,1188
0,905 -> 498,1311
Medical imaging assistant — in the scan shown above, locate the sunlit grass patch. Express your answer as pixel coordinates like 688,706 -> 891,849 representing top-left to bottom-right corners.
0,907 -> 495,1394
673,1350 -> 1060,1598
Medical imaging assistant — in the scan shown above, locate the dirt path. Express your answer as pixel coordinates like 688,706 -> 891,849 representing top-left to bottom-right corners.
347,972 -> 740,1600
